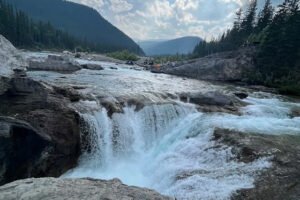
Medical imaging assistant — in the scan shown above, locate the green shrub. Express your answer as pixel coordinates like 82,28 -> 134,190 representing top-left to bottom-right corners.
278,84 -> 300,96
107,50 -> 139,61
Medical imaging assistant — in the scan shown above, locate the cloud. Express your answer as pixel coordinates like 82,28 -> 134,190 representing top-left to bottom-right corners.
109,0 -> 133,13
68,0 -> 284,41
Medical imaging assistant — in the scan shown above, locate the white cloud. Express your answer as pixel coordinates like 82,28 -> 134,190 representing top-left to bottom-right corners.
68,0 -> 284,41
109,0 -> 133,13
68,0 -> 106,12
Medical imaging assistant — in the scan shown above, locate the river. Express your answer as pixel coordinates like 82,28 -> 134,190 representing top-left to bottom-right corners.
26,53 -> 300,200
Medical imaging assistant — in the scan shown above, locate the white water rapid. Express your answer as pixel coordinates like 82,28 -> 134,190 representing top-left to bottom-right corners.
63,96 -> 300,200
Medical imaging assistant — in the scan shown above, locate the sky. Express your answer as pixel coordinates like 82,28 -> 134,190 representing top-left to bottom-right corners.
68,0 -> 284,41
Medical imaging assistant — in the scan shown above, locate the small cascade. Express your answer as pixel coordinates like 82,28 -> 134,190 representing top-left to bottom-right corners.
64,97 -> 300,200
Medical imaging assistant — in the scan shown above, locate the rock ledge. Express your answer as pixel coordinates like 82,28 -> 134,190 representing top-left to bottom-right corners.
0,178 -> 172,200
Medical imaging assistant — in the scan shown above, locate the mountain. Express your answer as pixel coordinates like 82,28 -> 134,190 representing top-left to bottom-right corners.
138,40 -> 167,51
139,36 -> 202,56
9,0 -> 144,55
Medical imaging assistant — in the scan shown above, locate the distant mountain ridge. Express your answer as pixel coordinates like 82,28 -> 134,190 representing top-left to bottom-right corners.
139,36 -> 202,56
9,0 -> 144,54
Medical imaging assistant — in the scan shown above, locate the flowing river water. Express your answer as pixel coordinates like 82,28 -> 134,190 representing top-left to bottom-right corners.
26,53 -> 300,200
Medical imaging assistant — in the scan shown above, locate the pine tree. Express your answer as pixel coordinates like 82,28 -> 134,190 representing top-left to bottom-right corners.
240,0 -> 257,35
256,0 -> 273,32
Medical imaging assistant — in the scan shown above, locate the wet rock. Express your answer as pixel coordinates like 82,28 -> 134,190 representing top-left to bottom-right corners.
213,129 -> 300,200
81,63 -> 104,70
189,91 -> 234,106
110,66 -> 118,70
100,97 -> 123,117
53,86 -> 81,102
28,55 -> 82,72
179,91 -> 246,114
0,178 -> 172,200
125,98 -> 145,112
291,107 -> 300,118
0,117 -> 50,185
0,77 -> 81,185
197,104 -> 240,115
234,92 -> 248,99
125,60 -> 134,65
74,53 -> 81,58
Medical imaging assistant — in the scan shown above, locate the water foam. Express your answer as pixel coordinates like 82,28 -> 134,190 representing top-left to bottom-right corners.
63,96 -> 300,199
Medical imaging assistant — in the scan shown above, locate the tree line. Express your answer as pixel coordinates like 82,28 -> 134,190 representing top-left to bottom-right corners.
0,0 -> 138,54
193,0 -> 300,95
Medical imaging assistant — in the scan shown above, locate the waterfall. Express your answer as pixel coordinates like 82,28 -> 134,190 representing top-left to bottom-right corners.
64,97 -> 300,200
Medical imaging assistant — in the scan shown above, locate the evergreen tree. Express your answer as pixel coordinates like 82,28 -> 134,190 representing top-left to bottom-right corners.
256,0 -> 273,32
240,0 -> 258,42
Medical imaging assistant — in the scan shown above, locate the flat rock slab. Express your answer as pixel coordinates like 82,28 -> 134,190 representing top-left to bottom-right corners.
28,55 -> 81,72
214,129 -> 300,200
0,178 -> 172,200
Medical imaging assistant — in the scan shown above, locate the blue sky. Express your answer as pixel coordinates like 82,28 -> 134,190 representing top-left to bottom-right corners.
68,0 -> 284,41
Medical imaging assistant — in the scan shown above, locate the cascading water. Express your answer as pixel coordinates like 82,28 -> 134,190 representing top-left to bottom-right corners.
64,97 -> 300,200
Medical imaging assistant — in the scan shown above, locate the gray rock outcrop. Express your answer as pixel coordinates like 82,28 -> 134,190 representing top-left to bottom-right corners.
0,77 -> 81,185
0,35 -> 26,78
179,91 -> 246,114
214,129 -> 300,200
0,178 -> 172,200
164,48 -> 256,82
28,55 -> 82,72
0,35 -> 27,95
81,63 -> 104,70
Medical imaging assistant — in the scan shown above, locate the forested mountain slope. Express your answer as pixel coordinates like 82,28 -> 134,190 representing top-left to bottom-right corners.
9,0 -> 144,54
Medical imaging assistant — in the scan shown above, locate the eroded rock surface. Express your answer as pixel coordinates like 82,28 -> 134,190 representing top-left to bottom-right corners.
164,48 -> 256,82
0,35 -> 27,95
0,178 -> 172,200
214,129 -> 300,200
28,55 -> 81,72
0,77 -> 81,185
0,35 -> 26,78
0,117 -> 50,185
179,91 -> 246,114
81,63 -> 104,70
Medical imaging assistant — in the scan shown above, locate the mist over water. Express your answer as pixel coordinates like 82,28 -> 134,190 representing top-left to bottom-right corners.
63,96 -> 300,200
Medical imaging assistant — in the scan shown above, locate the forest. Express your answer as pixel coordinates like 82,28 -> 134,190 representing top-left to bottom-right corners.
0,0 -> 143,54
194,0 -> 300,95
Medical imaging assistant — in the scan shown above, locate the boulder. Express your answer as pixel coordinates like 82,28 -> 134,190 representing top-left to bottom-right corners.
100,97 -> 123,117
28,55 -> 82,72
0,35 -> 27,96
234,92 -> 248,99
110,66 -> 118,70
291,107 -> 300,118
189,91 -> 234,106
0,35 -> 26,78
53,86 -> 81,102
81,63 -> 104,70
0,178 -> 172,200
